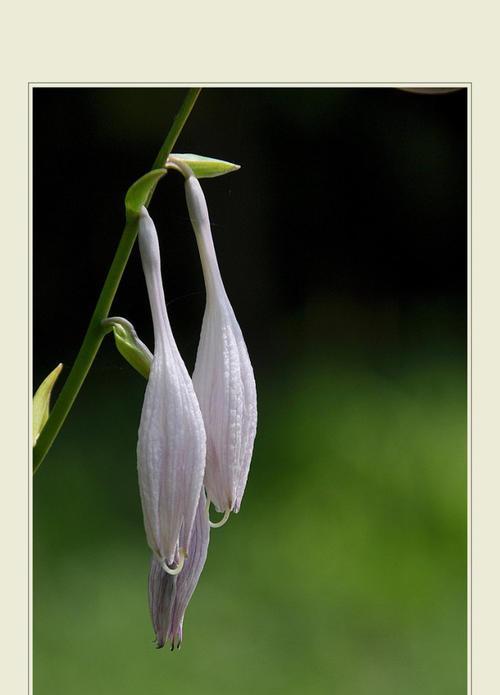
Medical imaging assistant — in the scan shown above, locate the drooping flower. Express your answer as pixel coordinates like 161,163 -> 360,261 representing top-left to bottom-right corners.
184,175 -> 257,516
137,206 -> 206,571
149,488 -> 210,649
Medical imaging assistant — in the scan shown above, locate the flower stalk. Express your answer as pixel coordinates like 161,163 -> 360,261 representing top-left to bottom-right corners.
33,88 -> 201,474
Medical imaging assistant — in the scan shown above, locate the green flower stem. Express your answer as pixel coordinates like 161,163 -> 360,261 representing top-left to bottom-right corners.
33,88 -> 202,474
146,88 -> 201,206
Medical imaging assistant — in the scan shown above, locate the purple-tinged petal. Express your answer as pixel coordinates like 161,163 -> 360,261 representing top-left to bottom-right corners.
148,552 -> 176,649
148,489 -> 210,649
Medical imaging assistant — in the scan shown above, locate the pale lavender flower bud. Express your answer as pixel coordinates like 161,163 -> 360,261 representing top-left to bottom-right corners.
185,176 -> 257,515
148,489 -> 210,649
137,206 -> 206,570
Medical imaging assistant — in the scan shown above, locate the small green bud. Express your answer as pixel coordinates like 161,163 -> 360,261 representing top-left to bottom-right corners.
33,363 -> 63,446
125,169 -> 167,214
169,153 -> 240,178
102,317 -> 152,379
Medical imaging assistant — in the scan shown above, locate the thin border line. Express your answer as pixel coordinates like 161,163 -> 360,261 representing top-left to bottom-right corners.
28,82 -> 32,695
29,82 -> 471,695
28,81 -> 470,87
468,82 -> 472,695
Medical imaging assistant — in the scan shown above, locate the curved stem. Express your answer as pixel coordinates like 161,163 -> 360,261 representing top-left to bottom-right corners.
33,88 -> 202,474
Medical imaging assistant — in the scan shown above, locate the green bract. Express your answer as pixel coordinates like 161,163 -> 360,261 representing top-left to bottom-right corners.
33,363 -> 63,446
169,153 -> 240,178
102,317 -> 152,380
125,169 -> 167,214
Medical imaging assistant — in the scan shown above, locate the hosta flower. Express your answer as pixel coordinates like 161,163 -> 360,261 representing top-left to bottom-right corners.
185,175 -> 257,516
137,206 -> 206,571
149,489 -> 210,649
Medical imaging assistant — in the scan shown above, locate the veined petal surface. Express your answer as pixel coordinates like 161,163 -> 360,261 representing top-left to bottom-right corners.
137,206 -> 206,566
185,176 -> 257,513
148,489 -> 210,648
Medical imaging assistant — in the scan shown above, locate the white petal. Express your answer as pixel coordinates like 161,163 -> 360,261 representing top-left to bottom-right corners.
137,206 -> 206,565
185,177 -> 257,513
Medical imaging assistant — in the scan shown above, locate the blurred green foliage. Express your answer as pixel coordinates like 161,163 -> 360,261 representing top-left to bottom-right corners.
34,344 -> 466,695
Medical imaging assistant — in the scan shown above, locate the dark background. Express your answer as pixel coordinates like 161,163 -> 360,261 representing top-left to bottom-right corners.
34,88 -> 467,695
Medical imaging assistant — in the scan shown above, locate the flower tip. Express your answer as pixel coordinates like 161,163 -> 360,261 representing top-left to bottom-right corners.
168,626 -> 183,651
153,631 -> 166,649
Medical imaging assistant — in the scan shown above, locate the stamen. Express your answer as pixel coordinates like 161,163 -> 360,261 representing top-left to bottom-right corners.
160,549 -> 186,576
206,498 -> 231,528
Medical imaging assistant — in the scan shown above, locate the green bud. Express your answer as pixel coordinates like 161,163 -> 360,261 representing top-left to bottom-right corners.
102,317 -> 152,379
33,363 -> 63,446
125,169 -> 167,214
169,153 -> 240,178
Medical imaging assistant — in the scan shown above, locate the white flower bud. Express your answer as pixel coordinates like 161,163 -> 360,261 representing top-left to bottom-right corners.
185,176 -> 257,515
137,206 -> 206,569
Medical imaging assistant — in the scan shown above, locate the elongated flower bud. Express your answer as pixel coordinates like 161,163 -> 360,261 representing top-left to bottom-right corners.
185,176 -> 257,514
148,489 -> 210,648
137,206 -> 206,568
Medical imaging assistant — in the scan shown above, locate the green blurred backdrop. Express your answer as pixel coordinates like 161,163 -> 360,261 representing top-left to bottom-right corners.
34,88 -> 466,694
